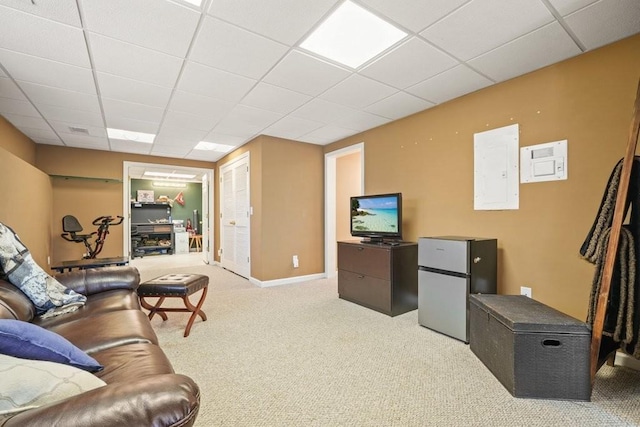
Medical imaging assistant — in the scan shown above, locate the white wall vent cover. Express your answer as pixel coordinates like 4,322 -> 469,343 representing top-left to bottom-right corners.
520,140 -> 567,183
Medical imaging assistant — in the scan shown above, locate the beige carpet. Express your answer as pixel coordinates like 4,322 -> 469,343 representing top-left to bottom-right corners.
134,260 -> 640,426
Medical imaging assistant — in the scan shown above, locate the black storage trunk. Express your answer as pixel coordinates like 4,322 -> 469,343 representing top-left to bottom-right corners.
469,294 -> 591,401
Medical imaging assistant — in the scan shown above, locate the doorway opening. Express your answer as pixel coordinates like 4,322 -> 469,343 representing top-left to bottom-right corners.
122,161 -> 215,264
324,143 -> 364,278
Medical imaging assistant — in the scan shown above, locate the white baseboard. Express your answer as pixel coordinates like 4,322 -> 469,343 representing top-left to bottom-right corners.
250,273 -> 326,288
615,352 -> 640,371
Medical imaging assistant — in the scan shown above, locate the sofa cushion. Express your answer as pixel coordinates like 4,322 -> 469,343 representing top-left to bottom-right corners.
0,353 -> 106,415
0,320 -> 102,372
92,343 -> 175,384
33,289 -> 141,330
45,309 -> 159,355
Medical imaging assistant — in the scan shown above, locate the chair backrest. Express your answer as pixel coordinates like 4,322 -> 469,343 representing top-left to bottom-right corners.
62,215 -> 83,233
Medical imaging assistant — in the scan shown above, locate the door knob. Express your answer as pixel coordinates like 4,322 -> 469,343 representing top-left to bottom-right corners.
230,220 -> 236,225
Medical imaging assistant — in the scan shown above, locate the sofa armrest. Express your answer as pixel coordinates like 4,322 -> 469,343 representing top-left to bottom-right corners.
55,266 -> 140,296
1,374 -> 200,427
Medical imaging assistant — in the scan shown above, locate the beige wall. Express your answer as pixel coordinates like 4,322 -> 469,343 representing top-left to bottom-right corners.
325,34 -> 640,320
0,146 -> 52,269
336,152 -> 361,242
35,145 -> 214,263
216,135 -> 324,281
0,116 -> 36,165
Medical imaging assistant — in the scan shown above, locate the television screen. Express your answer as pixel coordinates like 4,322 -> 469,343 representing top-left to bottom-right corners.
350,193 -> 402,241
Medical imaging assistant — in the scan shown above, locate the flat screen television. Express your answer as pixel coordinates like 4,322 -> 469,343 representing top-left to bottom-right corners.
350,193 -> 402,243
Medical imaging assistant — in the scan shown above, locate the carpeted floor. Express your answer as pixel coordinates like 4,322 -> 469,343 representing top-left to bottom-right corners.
133,258 -> 640,426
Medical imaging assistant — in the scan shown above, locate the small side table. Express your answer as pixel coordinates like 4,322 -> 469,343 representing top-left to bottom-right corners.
138,273 -> 209,337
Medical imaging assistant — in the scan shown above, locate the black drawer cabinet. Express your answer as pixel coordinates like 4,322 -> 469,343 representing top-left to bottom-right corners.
337,241 -> 418,316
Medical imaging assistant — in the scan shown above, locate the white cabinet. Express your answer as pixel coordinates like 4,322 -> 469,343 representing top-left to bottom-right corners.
174,232 -> 189,255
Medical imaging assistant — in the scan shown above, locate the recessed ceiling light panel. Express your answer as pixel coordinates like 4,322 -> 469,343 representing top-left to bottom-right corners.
300,0 -> 407,69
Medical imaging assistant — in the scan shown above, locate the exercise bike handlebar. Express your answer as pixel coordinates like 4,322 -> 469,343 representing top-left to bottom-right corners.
92,215 -> 125,226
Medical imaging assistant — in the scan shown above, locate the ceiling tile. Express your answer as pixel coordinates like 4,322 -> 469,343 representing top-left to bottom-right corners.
185,150 -> 225,162
0,49 -> 97,94
365,91 -> 434,120
333,110 -> 390,132
320,74 -> 397,109
2,113 -> 51,130
81,0 -> 200,57
190,17 -> 289,80
469,22 -> 582,82
89,33 -> 183,88
102,98 -> 164,123
240,83 -> 311,115
19,81 -> 101,112
360,37 -> 458,89
207,0 -> 338,45
96,72 -> 172,108
150,143 -> 193,158
38,104 -> 104,126
31,137 -> 64,146
0,76 -> 28,101
564,0 -> 640,50
105,116 -> 159,134
406,65 -> 493,104
262,50 -> 350,96
0,0 -> 81,26
547,0 -> 598,16
202,132 -> 247,147
58,133 -> 110,150
156,126 -> 209,143
49,120 -> 107,137
291,98 -> 354,124
263,116 -> 324,140
0,98 -> 41,117
169,90 -> 234,119
299,124 -> 356,144
161,110 -> 220,132
108,139 -> 152,155
360,0 -> 469,32
212,105 -> 283,138
178,61 -> 256,103
0,5 -> 90,67
17,126 -> 59,141
0,68 -> 5,77
420,0 -> 554,61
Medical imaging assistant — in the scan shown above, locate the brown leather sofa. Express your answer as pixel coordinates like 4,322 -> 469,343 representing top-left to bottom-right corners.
0,266 -> 200,426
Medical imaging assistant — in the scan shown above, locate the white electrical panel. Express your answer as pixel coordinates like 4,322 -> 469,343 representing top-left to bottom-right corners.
474,124 -> 520,210
520,140 -> 567,183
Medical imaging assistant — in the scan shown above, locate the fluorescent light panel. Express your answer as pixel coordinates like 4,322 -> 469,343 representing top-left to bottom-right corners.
152,181 -> 187,188
195,141 -> 234,152
107,128 -> 155,144
300,0 -> 407,69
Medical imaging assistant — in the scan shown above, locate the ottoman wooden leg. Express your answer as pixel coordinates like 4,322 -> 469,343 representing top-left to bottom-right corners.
183,286 -> 208,337
140,296 -> 169,321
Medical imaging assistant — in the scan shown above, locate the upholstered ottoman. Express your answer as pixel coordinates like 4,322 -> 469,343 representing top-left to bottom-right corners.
138,274 -> 209,337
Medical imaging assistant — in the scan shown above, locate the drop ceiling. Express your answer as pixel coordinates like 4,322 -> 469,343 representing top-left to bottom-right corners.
0,0 -> 638,163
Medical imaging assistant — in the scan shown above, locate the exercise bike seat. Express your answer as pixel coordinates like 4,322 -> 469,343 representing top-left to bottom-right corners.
61,215 -> 96,242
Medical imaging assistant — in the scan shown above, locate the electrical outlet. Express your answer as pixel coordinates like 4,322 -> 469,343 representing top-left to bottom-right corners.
292,255 -> 299,268
520,286 -> 532,298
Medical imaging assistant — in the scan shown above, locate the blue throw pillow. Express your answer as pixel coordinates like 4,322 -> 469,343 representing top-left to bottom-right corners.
0,320 -> 102,372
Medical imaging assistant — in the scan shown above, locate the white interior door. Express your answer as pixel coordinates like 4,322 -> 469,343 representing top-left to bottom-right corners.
220,153 -> 250,278
201,173 -> 210,264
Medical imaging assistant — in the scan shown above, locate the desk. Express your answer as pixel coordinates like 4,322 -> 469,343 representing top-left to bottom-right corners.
189,235 -> 202,252
51,256 -> 129,273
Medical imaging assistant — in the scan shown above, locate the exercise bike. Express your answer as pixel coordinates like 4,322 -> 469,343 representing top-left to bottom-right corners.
61,215 -> 124,259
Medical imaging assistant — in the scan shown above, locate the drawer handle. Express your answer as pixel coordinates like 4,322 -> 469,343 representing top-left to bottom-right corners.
357,247 -> 364,251
542,339 -> 562,348
357,275 -> 365,279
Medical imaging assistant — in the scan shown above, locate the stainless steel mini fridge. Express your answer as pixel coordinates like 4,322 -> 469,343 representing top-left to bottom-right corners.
418,236 -> 497,343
